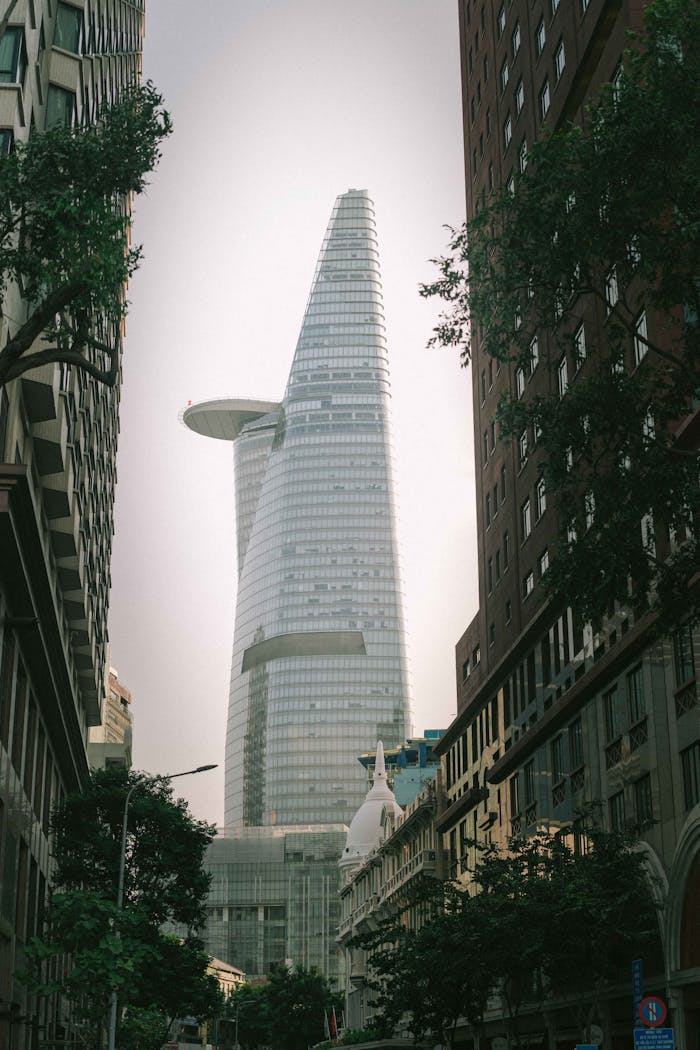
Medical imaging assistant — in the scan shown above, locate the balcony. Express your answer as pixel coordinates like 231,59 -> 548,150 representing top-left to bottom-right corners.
675,679 -> 697,718
379,849 -> 438,901
605,736 -> 623,769
629,717 -> 648,753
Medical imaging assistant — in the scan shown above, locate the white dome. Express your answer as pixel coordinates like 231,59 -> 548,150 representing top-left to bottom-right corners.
339,742 -> 403,876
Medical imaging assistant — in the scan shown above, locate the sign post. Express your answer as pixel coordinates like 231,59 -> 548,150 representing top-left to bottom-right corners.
639,997 -> 668,1028
633,958 -> 644,1029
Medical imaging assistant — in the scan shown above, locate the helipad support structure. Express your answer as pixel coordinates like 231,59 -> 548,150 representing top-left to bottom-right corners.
184,189 -> 413,834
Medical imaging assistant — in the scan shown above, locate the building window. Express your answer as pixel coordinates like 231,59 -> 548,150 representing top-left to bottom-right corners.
483,430 -> 489,464
471,97 -> 476,125
55,2 -> 83,53
523,571 -> 535,599
605,266 -> 619,313
481,370 -> 487,404
535,476 -> 546,519
490,420 -> 496,454
473,645 -> 481,668
535,18 -> 546,57
500,465 -> 507,500
510,773 -> 520,817
627,664 -> 645,724
511,21 -> 521,57
505,599 -> 512,624
674,624 -> 695,687
581,0 -> 590,13
495,548 -> 501,581
486,108 -> 492,138
489,622 -> 496,647
472,147 -> 478,179
539,79 -> 551,120
554,38 -> 566,80
574,323 -> 586,370
551,0 -> 560,13
0,129 -> 13,155
503,529 -> 510,568
539,548 -> 549,576
551,734 -> 565,782
585,490 -> 596,529
518,139 -> 528,173
46,84 -> 76,127
682,742 -> 700,809
634,309 -> 648,365
569,718 -> 584,768
515,78 -> 525,115
609,790 -> 626,830
500,58 -> 509,94
504,114 -> 512,149
524,760 -> 535,805
507,172 -> 515,195
0,26 -> 26,83
521,499 -> 532,541
518,429 -> 528,469
488,557 -> 494,592
529,335 -> 539,372
515,365 -> 525,398
497,4 -> 506,36
462,659 -> 471,681
603,685 -> 620,741
635,774 -> 653,825
557,355 -> 568,396
486,492 -> 492,527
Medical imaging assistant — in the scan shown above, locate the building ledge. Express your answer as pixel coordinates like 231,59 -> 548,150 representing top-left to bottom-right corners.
0,465 -> 92,789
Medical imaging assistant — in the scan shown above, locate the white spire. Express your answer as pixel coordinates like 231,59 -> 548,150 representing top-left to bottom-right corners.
339,741 -> 403,878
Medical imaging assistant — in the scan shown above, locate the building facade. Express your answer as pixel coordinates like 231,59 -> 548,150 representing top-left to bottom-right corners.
184,189 -> 413,833
338,748 -> 445,1033
184,189 -> 414,981
0,3 -> 143,1045
432,2 -> 700,1048
87,663 -> 133,770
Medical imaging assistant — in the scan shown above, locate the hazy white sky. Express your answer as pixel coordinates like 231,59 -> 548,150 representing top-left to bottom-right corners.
107,0 -> 478,826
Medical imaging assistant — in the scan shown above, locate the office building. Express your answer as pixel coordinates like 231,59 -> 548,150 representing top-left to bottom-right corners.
433,2 -> 700,1046
184,189 -> 413,979
0,3 -> 144,1045
87,663 -> 133,771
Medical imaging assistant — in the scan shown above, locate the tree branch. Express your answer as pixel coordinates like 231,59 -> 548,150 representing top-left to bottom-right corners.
0,280 -> 87,382
1,342 -> 118,386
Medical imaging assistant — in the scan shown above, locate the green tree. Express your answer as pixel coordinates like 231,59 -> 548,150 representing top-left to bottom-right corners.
539,826 -> 662,1043
0,81 -> 171,387
20,767 -> 219,1049
421,0 -> 700,630
352,830 -> 660,1048
230,965 -> 342,1050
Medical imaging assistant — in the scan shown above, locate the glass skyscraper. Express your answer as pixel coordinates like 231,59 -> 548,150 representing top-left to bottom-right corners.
185,189 -> 413,832
183,190 -> 412,977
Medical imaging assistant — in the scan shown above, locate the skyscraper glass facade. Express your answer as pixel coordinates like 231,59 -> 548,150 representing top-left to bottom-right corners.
185,189 -> 413,833
184,191 -> 412,980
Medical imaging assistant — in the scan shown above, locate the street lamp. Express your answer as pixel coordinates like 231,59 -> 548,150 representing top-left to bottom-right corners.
107,763 -> 218,1050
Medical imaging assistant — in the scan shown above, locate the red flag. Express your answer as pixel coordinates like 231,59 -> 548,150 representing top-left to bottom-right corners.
330,1007 -> 338,1038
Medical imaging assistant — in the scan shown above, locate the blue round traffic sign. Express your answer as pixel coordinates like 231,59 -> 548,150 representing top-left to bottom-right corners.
639,996 -> 667,1027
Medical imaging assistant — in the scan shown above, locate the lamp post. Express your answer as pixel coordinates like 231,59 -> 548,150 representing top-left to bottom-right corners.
106,763 -> 217,1050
